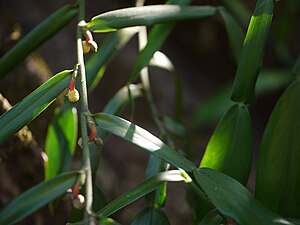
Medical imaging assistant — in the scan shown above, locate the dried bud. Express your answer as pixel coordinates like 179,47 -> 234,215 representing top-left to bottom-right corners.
82,40 -> 91,54
68,89 -> 80,102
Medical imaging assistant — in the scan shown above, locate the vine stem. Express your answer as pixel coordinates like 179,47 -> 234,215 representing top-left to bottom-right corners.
76,0 -> 93,223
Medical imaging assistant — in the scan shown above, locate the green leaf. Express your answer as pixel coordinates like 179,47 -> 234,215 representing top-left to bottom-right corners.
231,0 -> 274,103
45,106 -> 78,180
218,7 -> 245,63
292,54 -> 300,77
87,5 -> 216,33
200,104 -> 253,185
197,209 -> 223,225
93,113 -> 196,172
96,170 -> 186,217
131,207 -> 170,225
0,5 -> 77,79
194,168 -> 294,225
0,171 -> 80,225
0,70 -> 72,145
223,0 -> 250,27
255,80 -> 300,218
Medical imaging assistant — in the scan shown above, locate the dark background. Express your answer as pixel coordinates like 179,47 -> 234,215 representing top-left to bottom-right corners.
0,0 -> 299,224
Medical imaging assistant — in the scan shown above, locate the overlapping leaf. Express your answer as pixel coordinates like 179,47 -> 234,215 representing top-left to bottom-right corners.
0,70 -> 72,144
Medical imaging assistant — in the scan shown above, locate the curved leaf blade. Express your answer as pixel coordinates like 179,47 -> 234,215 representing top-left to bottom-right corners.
200,104 -> 253,185
131,207 -> 170,225
93,113 -> 196,172
0,5 -> 78,79
97,170 -> 185,217
256,80 -> 300,218
0,70 -> 72,144
231,0 -> 274,103
0,171 -> 79,225
198,209 -> 223,225
194,168 -> 294,225
45,106 -> 78,180
87,5 -> 216,33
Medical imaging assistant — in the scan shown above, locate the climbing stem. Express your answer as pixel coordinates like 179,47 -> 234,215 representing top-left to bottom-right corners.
76,0 -> 93,223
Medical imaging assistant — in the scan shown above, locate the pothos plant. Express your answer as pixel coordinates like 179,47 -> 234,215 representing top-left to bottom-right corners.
0,0 -> 299,225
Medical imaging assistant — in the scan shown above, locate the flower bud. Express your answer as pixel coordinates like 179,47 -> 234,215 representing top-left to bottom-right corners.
68,89 -> 80,102
72,194 -> 85,209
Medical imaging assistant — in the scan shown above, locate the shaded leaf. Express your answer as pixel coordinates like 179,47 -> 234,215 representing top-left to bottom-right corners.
194,168 -> 294,225
45,106 -> 78,180
197,209 -> 223,225
88,5 -> 216,33
0,171 -> 80,225
0,5 -> 77,79
131,207 -> 170,225
256,80 -> 300,218
93,113 -> 196,172
231,0 -> 274,103
0,70 -> 72,144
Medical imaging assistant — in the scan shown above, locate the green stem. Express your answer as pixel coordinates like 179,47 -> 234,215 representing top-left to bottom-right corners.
76,0 -> 93,223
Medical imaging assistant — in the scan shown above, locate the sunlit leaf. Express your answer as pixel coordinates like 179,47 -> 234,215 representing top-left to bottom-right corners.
231,0 -> 274,103
88,5 -> 216,33
93,113 -> 196,172
200,104 -> 253,185
45,106 -> 77,180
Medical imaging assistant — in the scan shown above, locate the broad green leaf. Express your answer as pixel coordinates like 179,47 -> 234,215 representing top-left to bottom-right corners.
96,170 -> 186,217
256,80 -> 300,218
87,5 -> 216,33
85,28 -> 138,92
231,0 -> 274,103
0,171 -> 80,225
93,113 -> 196,172
0,5 -> 77,79
45,106 -> 77,180
198,209 -> 223,225
218,7 -> 245,63
0,70 -> 72,144
200,104 -> 253,185
131,207 -> 170,225
194,168 -> 294,225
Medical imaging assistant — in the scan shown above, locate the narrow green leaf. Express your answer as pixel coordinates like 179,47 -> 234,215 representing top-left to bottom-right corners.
93,113 -> 196,172
97,170 -> 185,217
256,80 -> 300,218
231,0 -> 274,103
87,5 -> 216,33
218,7 -> 245,63
0,171 -> 79,225
198,209 -> 223,225
0,5 -> 78,79
0,70 -> 72,145
200,104 -> 253,185
45,106 -> 78,180
162,116 -> 186,137
131,207 -> 170,225
194,168 -> 294,225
